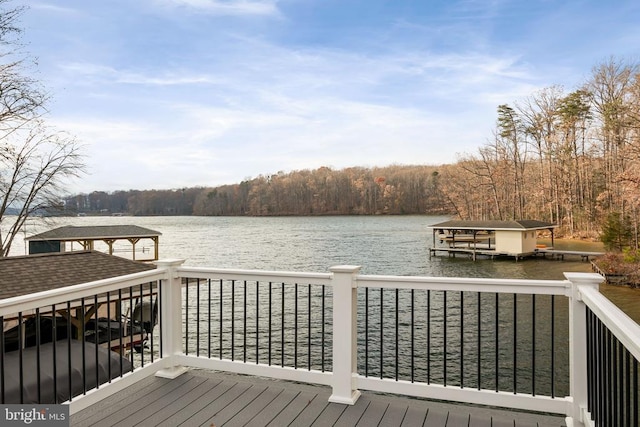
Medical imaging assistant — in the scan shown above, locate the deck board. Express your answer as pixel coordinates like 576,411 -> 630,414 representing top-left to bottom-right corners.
71,369 -> 567,427
333,399 -> 371,426
184,381 -> 252,426
244,388 -> 300,427
155,379 -> 231,427
378,403 -> 409,426
266,391 -> 320,426
355,399 -> 389,426
401,406 -> 428,426
311,400 -> 348,426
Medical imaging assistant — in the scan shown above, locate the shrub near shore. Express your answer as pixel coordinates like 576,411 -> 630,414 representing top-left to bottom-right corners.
592,250 -> 640,288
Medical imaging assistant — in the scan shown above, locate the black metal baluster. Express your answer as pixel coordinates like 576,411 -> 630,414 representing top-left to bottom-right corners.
118,290 -> 123,374
551,295 -> 555,398
219,279 -> 223,359
606,327 -> 612,426
208,279 -> 212,359
150,282 -> 155,362
13,327 -> 23,393
81,297 -> 87,394
633,358 -> 638,427
196,278 -> 201,357
532,294 -> 536,396
67,301 -> 72,401
269,282 -> 272,366
281,282 -> 285,367
427,289 -> 431,384
244,280 -> 247,363
395,288 -> 399,381
460,291 -> 464,388
36,308 -> 41,402
94,294 -> 100,385
321,284 -> 325,372
185,279 -> 189,355
158,284 -> 163,359
616,339 -> 622,426
411,288 -> 414,383
231,280 -> 235,361
513,294 -> 517,394
365,287 -> 369,377
107,294 -> 112,380
295,283 -> 298,369
380,288 -> 384,379
51,306 -> 57,401
495,293 -> 499,392
139,284 -> 144,367
598,318 -> 604,425
307,284 -> 311,370
256,281 -> 260,365
477,292 -> 481,390
625,347 -> 631,427
128,288 -> 134,366
444,290 -> 447,386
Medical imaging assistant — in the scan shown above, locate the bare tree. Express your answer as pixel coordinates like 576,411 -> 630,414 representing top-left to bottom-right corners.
0,2 -> 85,257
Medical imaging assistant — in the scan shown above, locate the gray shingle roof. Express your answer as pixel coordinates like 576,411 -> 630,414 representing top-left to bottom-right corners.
26,225 -> 161,241
430,220 -> 556,231
0,251 -> 156,299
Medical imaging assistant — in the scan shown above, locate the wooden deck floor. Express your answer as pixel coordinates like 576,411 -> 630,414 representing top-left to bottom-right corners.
71,369 -> 567,427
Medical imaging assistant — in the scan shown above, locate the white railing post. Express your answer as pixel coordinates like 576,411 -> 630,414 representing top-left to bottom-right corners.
564,272 -> 602,427
329,265 -> 361,404
155,259 -> 188,379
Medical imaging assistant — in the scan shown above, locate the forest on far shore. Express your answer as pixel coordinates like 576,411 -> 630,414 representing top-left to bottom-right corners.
65,58 -> 640,243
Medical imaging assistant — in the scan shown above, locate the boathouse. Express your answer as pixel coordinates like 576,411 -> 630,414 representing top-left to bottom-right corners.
26,225 -> 162,261
430,219 -> 556,259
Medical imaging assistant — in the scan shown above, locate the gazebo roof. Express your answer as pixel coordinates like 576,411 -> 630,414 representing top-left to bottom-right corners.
26,225 -> 161,242
0,251 -> 156,300
430,220 -> 556,231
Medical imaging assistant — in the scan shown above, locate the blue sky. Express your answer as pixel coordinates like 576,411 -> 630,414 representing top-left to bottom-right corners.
19,0 -> 640,193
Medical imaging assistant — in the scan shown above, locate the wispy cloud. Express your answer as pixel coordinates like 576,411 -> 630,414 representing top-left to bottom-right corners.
153,0 -> 280,16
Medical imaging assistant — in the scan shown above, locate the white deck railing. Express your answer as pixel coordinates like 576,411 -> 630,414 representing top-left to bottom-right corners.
0,259 -> 630,427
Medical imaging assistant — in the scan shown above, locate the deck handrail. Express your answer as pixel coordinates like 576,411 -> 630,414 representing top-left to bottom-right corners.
177,266 -> 332,285
355,274 -> 569,295
579,285 -> 640,362
0,269 -> 167,317
5,260 -> 633,427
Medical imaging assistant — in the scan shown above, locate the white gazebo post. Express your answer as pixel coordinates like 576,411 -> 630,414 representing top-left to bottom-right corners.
155,259 -> 189,379
329,265 -> 362,404
564,272 -> 602,427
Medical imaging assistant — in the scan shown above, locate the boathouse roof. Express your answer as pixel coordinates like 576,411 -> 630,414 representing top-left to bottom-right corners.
26,225 -> 161,241
430,219 -> 556,231
0,251 -> 156,299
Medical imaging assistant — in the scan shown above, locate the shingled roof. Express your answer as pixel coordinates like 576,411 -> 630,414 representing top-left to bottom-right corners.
430,220 -> 556,231
26,225 -> 161,241
0,251 -> 156,300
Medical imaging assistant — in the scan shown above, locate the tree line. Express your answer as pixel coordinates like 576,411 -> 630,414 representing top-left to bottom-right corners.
65,57 -> 640,240
64,165 -> 450,217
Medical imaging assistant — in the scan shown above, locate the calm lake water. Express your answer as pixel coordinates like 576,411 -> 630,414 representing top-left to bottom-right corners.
11,214 -> 639,321
9,214 -> 639,396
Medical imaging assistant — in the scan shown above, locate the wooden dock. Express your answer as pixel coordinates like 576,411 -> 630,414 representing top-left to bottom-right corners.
429,246 -> 604,262
534,248 -> 604,261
